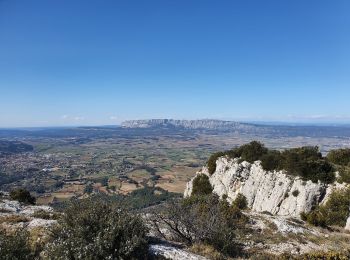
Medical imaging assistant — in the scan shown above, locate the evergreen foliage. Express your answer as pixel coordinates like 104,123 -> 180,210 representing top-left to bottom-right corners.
327,148 -> 350,166
192,174 -> 213,196
44,197 -> 148,259
206,141 -> 336,183
10,189 -> 36,205
0,229 -> 32,260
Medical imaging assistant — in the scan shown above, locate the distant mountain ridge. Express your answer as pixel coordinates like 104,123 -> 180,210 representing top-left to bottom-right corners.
121,119 -> 255,130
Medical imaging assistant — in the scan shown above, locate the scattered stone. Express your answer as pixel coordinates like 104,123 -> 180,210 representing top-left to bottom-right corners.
149,244 -> 208,260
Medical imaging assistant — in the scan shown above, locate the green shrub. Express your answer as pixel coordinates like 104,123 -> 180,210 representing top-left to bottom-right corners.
192,174 -> 213,196
0,228 -> 32,259
10,189 -> 36,205
304,208 -> 327,227
233,194 -> 248,209
126,186 -> 180,209
292,190 -> 299,197
237,141 -> 268,163
338,166 -> 350,183
153,194 -> 247,258
32,210 -> 60,220
207,152 -> 225,175
278,147 -> 334,183
327,148 -> 350,166
261,150 -> 282,171
299,250 -> 350,259
44,197 -> 148,259
207,142 -> 336,184
207,142 -> 267,175
300,211 -> 308,221
302,187 -> 350,228
84,183 -> 93,194
321,188 -> 350,227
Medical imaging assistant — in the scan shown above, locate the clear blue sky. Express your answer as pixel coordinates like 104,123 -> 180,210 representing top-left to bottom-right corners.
0,0 -> 349,127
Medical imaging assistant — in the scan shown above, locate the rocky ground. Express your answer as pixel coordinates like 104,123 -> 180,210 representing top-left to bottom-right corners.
1,187 -> 350,259
245,211 -> 350,255
145,209 -> 350,258
0,192 -> 57,231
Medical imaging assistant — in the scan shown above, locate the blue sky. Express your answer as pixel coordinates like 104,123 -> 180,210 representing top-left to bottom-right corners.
0,0 -> 349,127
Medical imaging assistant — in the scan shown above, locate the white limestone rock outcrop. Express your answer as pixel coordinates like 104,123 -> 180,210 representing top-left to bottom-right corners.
0,196 -> 57,230
149,244 -> 208,260
346,217 -> 350,231
184,157 -> 344,218
0,199 -> 53,216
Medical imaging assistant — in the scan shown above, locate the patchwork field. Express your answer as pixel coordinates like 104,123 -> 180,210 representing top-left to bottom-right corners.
1,125 -> 350,204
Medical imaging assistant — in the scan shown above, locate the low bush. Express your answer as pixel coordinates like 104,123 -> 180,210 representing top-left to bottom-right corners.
84,183 -> 93,194
151,194 -> 248,258
206,142 -> 336,183
338,166 -> 350,183
0,228 -> 32,259
44,197 -> 149,259
190,243 -> 226,260
260,150 -> 282,171
302,187 -> 350,228
327,148 -> 350,166
233,194 -> 248,210
32,210 -> 60,220
192,174 -> 213,196
302,208 -> 327,227
10,189 -> 36,205
292,190 -> 299,197
126,186 -> 180,209
208,152 -> 225,174
207,142 -> 267,175
236,141 -> 268,163
276,147 -> 334,183
299,250 -> 350,259
320,188 -> 350,227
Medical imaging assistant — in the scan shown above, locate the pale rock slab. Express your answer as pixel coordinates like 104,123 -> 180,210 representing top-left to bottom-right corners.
346,216 -> 350,231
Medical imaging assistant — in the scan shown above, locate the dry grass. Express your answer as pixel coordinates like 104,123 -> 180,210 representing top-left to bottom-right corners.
119,182 -> 140,194
0,215 -> 29,224
32,210 -> 60,220
127,169 -> 149,183
190,243 -> 229,260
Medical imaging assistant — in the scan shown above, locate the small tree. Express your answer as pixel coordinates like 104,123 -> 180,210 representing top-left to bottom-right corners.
84,183 -> 93,194
233,194 -> 248,210
207,152 -> 225,175
10,189 -> 36,205
150,194 -> 247,257
192,174 -> 213,196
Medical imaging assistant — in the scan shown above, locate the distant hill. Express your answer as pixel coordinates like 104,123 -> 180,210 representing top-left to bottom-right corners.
121,119 -> 256,131
1,121 -> 350,139
121,119 -> 350,138
0,140 -> 33,154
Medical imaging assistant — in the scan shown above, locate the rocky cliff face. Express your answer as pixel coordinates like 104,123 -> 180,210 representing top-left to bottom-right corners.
184,157 -> 347,219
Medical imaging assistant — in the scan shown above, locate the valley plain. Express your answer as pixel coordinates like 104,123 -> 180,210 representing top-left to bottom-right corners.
1,120 -> 350,205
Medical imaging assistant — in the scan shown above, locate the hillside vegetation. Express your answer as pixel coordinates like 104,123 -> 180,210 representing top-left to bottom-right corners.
0,140 -> 33,154
207,141 -> 349,184
301,187 -> 350,227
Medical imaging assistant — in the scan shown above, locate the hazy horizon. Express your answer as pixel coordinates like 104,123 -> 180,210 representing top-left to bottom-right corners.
2,117 -> 350,129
